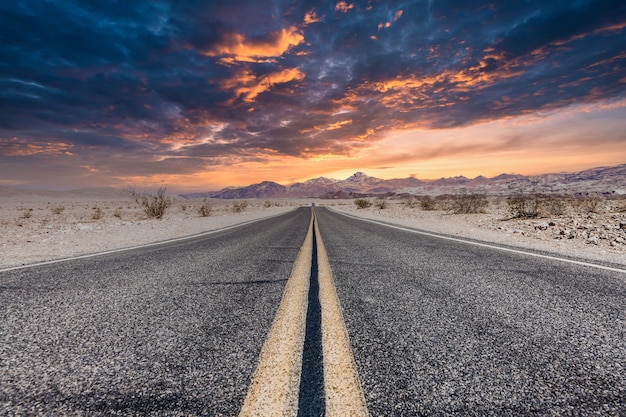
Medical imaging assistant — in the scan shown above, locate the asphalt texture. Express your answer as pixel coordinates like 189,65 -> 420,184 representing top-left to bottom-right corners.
315,207 -> 626,416
0,208 -> 311,416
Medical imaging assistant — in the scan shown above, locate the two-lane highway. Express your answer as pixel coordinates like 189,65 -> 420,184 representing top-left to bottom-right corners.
0,208 -> 310,416
2,205 -> 625,416
315,207 -> 626,416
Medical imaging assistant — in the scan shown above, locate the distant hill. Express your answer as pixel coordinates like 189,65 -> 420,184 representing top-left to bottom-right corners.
181,164 -> 626,199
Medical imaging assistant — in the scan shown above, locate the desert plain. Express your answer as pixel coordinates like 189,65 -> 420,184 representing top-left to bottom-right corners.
1,188 -> 625,270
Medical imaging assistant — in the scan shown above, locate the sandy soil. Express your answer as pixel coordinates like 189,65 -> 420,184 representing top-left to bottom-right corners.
326,198 -> 626,268
2,193 -> 624,269
0,195 -> 301,269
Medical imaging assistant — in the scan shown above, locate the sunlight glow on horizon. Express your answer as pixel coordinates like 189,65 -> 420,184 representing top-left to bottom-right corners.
106,99 -> 626,192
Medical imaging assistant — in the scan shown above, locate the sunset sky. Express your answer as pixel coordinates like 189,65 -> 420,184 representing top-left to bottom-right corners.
1,1 -> 625,192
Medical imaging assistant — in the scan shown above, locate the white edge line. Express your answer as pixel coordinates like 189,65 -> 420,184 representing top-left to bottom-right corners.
333,210 -> 626,275
0,210 -> 296,273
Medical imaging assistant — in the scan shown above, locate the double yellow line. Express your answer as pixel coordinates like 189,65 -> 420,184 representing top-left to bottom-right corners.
239,208 -> 369,416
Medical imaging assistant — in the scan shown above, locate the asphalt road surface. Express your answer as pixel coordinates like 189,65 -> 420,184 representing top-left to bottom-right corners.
0,208 -> 310,416
2,206 -> 625,416
315,207 -> 626,416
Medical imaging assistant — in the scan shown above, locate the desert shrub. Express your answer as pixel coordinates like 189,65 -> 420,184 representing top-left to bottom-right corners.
21,208 -> 33,219
420,196 -> 438,211
572,196 -> 602,214
451,190 -> 488,214
354,198 -> 372,209
375,196 -> 387,209
180,204 -> 187,212
507,192 -> 542,219
113,208 -> 122,219
198,199 -> 213,217
130,187 -> 173,219
92,207 -> 103,220
403,197 -> 419,208
52,206 -> 65,215
264,200 -> 272,208
233,201 -> 248,213
542,197 -> 568,216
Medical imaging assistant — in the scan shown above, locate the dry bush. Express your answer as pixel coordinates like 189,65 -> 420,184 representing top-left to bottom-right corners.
420,196 -> 438,211
354,198 -> 372,209
113,208 -> 122,219
507,192 -> 542,219
233,201 -> 248,213
92,207 -> 103,220
403,197 -> 419,208
451,190 -> 488,214
264,200 -> 272,208
541,197 -> 568,216
129,187 -> 173,219
21,208 -> 33,219
375,196 -> 388,209
52,206 -> 65,215
198,199 -> 213,217
572,196 -> 602,214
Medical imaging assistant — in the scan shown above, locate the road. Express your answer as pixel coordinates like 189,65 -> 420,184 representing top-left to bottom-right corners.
1,206 -> 625,416
0,208 -> 310,416
315,207 -> 626,416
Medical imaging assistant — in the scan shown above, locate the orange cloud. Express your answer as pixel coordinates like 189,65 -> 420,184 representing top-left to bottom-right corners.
1,137 -> 73,156
221,67 -> 305,103
335,1 -> 354,13
202,26 -> 304,63
304,9 -> 321,25
326,119 -> 353,130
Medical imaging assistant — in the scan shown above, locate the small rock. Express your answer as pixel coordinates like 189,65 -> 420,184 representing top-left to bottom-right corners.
620,221 -> 626,230
586,237 -> 599,245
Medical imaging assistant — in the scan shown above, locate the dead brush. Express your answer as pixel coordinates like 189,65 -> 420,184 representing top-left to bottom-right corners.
354,198 -> 372,209
128,187 -> 173,219
571,196 -> 603,215
451,190 -> 488,214
198,199 -> 213,217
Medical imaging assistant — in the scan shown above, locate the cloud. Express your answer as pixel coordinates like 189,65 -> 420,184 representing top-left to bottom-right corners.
335,2 -> 354,13
0,0 -> 625,189
201,26 -> 304,63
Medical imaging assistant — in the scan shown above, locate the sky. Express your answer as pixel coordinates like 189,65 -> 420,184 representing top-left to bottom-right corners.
1,0 -> 625,192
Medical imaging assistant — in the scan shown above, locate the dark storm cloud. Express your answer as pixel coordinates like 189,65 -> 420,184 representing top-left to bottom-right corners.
1,0 -> 625,181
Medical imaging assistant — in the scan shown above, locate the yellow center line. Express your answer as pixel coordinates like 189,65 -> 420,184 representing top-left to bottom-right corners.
239,214 -> 313,416
239,208 -> 369,416
314,210 -> 370,417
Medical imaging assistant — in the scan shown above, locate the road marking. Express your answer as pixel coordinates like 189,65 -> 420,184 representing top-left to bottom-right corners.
240,209 -> 369,416
314,211 -> 370,416
335,211 -> 626,275
0,213 -> 292,273
239,214 -> 313,416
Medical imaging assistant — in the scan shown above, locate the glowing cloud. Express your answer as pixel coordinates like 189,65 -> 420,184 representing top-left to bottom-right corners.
335,1 -> 354,13
202,26 -> 304,63
221,67 -> 305,103
304,9 -> 321,25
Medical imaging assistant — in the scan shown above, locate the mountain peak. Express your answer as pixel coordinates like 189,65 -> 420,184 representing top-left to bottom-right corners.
348,172 -> 368,179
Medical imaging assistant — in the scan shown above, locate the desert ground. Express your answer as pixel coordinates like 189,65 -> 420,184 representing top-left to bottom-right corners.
1,191 -> 625,269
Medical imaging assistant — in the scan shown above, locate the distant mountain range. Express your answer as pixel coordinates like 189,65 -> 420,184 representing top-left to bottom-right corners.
181,164 -> 626,199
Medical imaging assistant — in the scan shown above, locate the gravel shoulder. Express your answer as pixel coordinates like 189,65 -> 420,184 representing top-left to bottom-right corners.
0,196 -> 306,269
325,199 -> 626,268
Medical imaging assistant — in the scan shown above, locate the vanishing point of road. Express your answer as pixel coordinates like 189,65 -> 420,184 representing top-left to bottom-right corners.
1,206 -> 625,416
